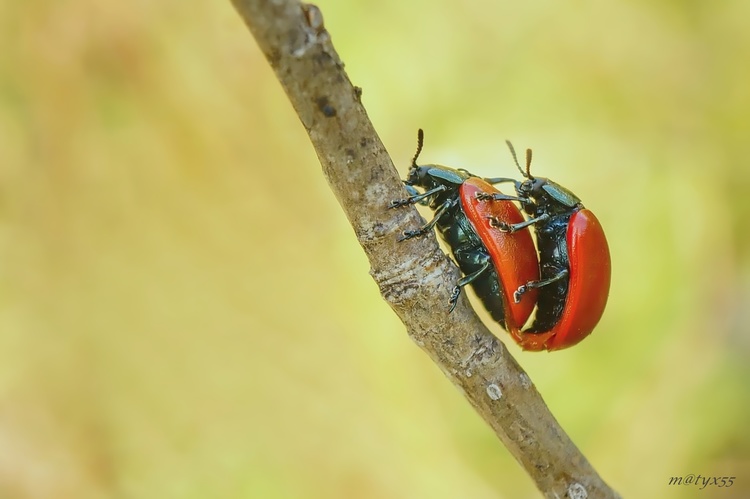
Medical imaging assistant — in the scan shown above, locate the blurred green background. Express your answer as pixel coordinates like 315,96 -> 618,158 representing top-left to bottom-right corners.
1,0 -> 749,498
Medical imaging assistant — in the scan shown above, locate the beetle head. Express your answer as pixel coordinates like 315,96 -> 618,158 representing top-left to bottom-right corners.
405,129 -> 470,188
505,140 -> 582,209
505,140 -> 541,198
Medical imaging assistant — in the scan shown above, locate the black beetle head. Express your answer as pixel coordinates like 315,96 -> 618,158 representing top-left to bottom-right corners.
506,140 -> 582,209
506,139 -> 539,199
405,165 -> 433,187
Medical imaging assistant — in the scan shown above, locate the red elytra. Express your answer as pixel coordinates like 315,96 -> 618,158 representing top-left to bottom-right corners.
459,177 -> 540,333
510,209 -> 611,351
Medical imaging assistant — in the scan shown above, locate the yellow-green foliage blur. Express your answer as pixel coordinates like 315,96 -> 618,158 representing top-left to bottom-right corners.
1,0 -> 749,498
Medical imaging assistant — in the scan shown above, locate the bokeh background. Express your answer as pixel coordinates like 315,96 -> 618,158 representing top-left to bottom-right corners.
1,0 -> 749,498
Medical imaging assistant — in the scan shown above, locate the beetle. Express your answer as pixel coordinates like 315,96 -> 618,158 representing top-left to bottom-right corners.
390,130 -> 540,334
477,142 -> 611,351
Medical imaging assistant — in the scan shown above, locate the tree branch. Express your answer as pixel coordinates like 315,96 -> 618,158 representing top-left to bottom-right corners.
230,1 -> 619,497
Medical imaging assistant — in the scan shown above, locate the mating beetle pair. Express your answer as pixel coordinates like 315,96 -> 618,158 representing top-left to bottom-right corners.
390,130 -> 611,351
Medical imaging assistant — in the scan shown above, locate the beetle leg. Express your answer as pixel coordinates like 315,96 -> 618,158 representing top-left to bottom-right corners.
389,184 -> 447,208
475,191 -> 524,202
398,197 -> 456,241
449,259 -> 492,312
513,269 -> 569,303
475,191 -> 535,209
483,177 -> 518,185
488,212 -> 550,233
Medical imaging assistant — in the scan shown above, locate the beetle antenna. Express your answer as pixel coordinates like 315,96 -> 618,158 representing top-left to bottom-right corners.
411,129 -> 425,169
525,148 -> 533,178
505,140 -> 529,178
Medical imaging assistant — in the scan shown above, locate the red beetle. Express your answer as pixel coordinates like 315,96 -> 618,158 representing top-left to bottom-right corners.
391,130 -> 539,335
480,142 -> 611,351
459,177 -> 539,334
